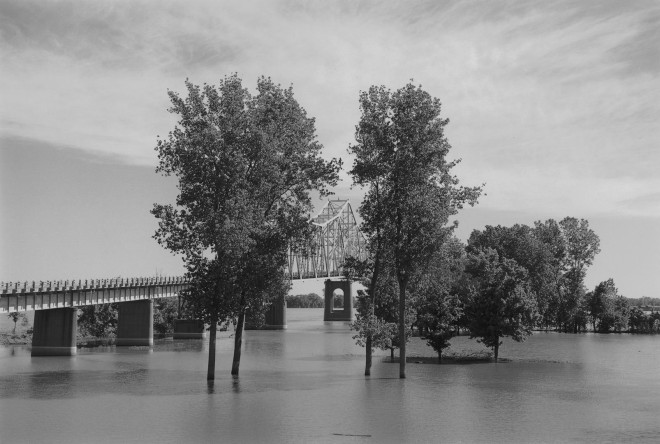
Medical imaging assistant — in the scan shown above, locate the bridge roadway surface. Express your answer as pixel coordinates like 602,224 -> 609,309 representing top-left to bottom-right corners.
0,273 -> 344,314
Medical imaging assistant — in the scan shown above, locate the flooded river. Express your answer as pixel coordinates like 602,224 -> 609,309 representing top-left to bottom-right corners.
1,308 -> 659,443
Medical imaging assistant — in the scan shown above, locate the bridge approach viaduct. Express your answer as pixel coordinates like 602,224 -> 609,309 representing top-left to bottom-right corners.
1,200 -> 366,356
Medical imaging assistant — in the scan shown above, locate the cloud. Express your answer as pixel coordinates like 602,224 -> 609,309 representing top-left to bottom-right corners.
1,0 -> 658,218
619,192 -> 660,213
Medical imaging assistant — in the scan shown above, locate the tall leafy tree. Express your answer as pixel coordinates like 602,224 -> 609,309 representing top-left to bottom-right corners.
414,236 -> 466,362
465,248 -> 538,362
587,278 -> 617,332
533,219 -> 567,328
558,217 -> 601,332
613,295 -> 630,333
468,224 -> 556,328
348,83 -> 481,378
532,217 -> 601,332
587,278 -> 630,333
152,75 -> 340,380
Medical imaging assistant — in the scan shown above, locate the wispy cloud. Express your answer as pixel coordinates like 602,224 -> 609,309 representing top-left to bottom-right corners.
1,0 -> 658,217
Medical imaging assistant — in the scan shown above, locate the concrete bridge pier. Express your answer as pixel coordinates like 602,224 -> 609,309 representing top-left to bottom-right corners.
173,319 -> 207,339
31,308 -> 78,356
245,296 -> 287,330
324,279 -> 353,322
264,296 -> 287,330
116,300 -> 153,346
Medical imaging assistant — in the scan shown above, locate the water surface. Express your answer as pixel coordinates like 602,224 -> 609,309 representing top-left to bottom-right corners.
1,309 -> 659,443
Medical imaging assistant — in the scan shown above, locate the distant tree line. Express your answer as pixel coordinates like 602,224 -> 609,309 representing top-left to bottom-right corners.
348,217 -> 659,369
286,293 -> 324,308
626,296 -> 660,308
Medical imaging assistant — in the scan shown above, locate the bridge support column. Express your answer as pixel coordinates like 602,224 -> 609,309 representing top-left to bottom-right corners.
173,319 -> 207,339
245,296 -> 287,330
324,279 -> 353,322
117,300 -> 153,346
264,296 -> 287,330
31,308 -> 77,356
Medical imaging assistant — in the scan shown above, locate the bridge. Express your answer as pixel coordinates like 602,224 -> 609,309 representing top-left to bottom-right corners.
1,200 -> 366,355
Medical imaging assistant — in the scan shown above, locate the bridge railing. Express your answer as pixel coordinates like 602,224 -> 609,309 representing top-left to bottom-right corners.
0,277 -> 190,314
0,276 -> 190,295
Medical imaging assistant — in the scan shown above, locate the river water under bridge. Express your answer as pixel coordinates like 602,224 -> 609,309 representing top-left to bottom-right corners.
1,308 -> 659,443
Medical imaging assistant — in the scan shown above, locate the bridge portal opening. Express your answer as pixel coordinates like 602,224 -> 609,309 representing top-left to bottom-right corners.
332,289 -> 344,310
324,280 -> 352,321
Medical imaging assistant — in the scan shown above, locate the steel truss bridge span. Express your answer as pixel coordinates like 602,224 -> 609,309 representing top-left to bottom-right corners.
286,199 -> 367,280
1,200 -> 366,314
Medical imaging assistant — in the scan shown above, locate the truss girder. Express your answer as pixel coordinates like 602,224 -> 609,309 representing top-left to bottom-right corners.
286,199 -> 367,280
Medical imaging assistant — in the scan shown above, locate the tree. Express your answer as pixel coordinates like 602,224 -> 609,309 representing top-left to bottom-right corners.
465,248 -> 538,362
152,75 -> 340,380
468,224 -> 557,329
78,303 -> 118,338
419,292 -> 462,362
414,236 -> 466,362
587,278 -> 616,332
613,295 -> 630,333
629,306 -> 648,333
7,312 -> 25,335
286,293 -> 324,308
153,298 -> 178,334
348,83 -> 481,378
532,219 -> 567,329
344,251 -> 399,375
558,217 -> 601,332
531,218 -> 601,332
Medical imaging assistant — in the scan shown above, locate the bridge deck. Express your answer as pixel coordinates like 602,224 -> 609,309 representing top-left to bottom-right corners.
0,273 -> 344,313
0,277 -> 189,314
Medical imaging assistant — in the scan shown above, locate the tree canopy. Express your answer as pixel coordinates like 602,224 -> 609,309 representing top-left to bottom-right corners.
465,248 -> 538,361
348,82 -> 481,377
152,74 -> 340,379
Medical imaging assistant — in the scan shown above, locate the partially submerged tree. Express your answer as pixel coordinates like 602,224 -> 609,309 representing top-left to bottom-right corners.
468,224 -> 557,329
558,217 -> 601,332
415,236 -> 466,362
348,82 -> 481,378
465,248 -> 538,362
587,278 -> 617,332
587,278 -> 630,333
152,75 -> 340,380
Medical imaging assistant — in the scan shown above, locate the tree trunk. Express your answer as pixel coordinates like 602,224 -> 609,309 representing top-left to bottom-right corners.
207,315 -> 217,380
366,231 -> 382,378
390,347 -> 394,361
438,350 -> 442,364
231,309 -> 245,376
398,279 -> 407,379
493,342 -> 499,363
365,334 -> 372,376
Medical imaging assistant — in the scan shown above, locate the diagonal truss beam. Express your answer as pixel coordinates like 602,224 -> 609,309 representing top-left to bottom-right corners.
286,199 -> 367,280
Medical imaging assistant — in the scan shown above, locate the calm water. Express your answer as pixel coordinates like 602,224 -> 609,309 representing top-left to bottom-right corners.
1,308 -> 659,444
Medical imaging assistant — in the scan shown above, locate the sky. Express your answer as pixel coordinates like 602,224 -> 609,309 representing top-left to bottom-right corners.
1,0 -> 658,298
